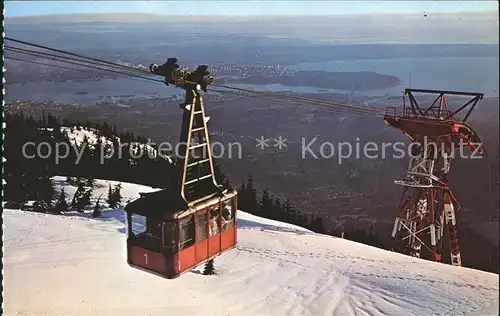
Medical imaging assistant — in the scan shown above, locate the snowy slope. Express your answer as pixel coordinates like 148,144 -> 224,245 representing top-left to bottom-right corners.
3,180 -> 499,316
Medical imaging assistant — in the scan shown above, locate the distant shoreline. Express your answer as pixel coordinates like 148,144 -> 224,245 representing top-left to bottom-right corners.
224,71 -> 401,91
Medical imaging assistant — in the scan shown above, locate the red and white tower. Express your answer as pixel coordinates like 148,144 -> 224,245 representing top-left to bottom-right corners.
384,89 -> 484,266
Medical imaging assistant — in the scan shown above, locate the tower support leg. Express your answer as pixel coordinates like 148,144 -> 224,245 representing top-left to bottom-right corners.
390,139 -> 461,266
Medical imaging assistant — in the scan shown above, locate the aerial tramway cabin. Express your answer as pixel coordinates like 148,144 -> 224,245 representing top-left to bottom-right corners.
125,59 -> 238,278
124,187 -> 237,278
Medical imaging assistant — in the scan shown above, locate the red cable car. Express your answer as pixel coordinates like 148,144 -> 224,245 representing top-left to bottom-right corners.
125,60 -> 238,278
125,187 -> 237,278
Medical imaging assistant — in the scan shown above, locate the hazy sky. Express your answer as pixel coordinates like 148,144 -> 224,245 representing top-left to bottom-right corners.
5,1 -> 498,17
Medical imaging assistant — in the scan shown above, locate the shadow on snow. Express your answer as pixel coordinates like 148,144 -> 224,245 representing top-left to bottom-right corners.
62,209 -> 312,236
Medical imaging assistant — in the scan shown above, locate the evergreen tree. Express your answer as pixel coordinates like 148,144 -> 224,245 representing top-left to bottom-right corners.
30,158 -> 54,212
71,182 -> 86,208
273,198 -> 283,221
260,189 -> 274,217
203,259 -> 215,275
85,177 -> 96,188
33,200 -> 51,213
311,216 -> 326,234
107,183 -> 122,209
5,169 -> 30,206
243,176 -> 258,214
53,188 -> 69,214
238,181 -> 246,194
34,173 -> 55,212
76,188 -> 92,212
66,176 -> 76,186
367,225 -> 380,247
75,176 -> 86,186
106,183 -> 116,208
236,181 -> 247,212
92,196 -> 102,218
112,183 -> 122,207
214,162 -> 230,189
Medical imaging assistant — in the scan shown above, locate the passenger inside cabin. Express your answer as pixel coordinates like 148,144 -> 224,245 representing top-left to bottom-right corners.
209,208 -> 219,236
222,202 -> 233,230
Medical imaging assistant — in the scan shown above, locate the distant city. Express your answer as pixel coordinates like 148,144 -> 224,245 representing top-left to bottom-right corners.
209,63 -> 295,77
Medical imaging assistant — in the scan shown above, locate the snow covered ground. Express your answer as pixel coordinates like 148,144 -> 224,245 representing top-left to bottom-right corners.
3,179 -> 499,316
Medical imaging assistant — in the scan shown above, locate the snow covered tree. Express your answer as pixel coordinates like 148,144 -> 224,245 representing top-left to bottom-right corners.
203,259 -> 215,275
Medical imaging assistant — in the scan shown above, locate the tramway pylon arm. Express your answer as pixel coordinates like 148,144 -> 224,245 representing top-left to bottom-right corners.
403,88 -> 484,122
148,57 -> 221,206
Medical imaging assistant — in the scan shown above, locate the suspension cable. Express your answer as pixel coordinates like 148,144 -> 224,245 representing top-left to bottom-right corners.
4,46 -> 165,83
210,88 -> 381,119
3,56 -> 169,86
210,88 -> 383,118
5,56 -> 98,73
212,85 -> 384,117
4,36 -> 151,74
5,45 -> 146,75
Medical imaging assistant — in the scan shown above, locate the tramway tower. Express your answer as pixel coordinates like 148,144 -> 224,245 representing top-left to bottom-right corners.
383,88 -> 484,266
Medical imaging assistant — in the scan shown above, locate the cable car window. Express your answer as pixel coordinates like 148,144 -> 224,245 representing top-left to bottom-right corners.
179,215 -> 195,250
209,207 -> 220,236
163,221 -> 178,254
195,211 -> 208,242
147,217 -> 162,240
131,213 -> 147,236
130,214 -> 161,252
221,199 -> 234,231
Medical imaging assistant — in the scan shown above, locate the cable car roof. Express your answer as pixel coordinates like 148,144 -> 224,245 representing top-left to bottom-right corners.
125,187 -> 238,220
124,188 -> 188,220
